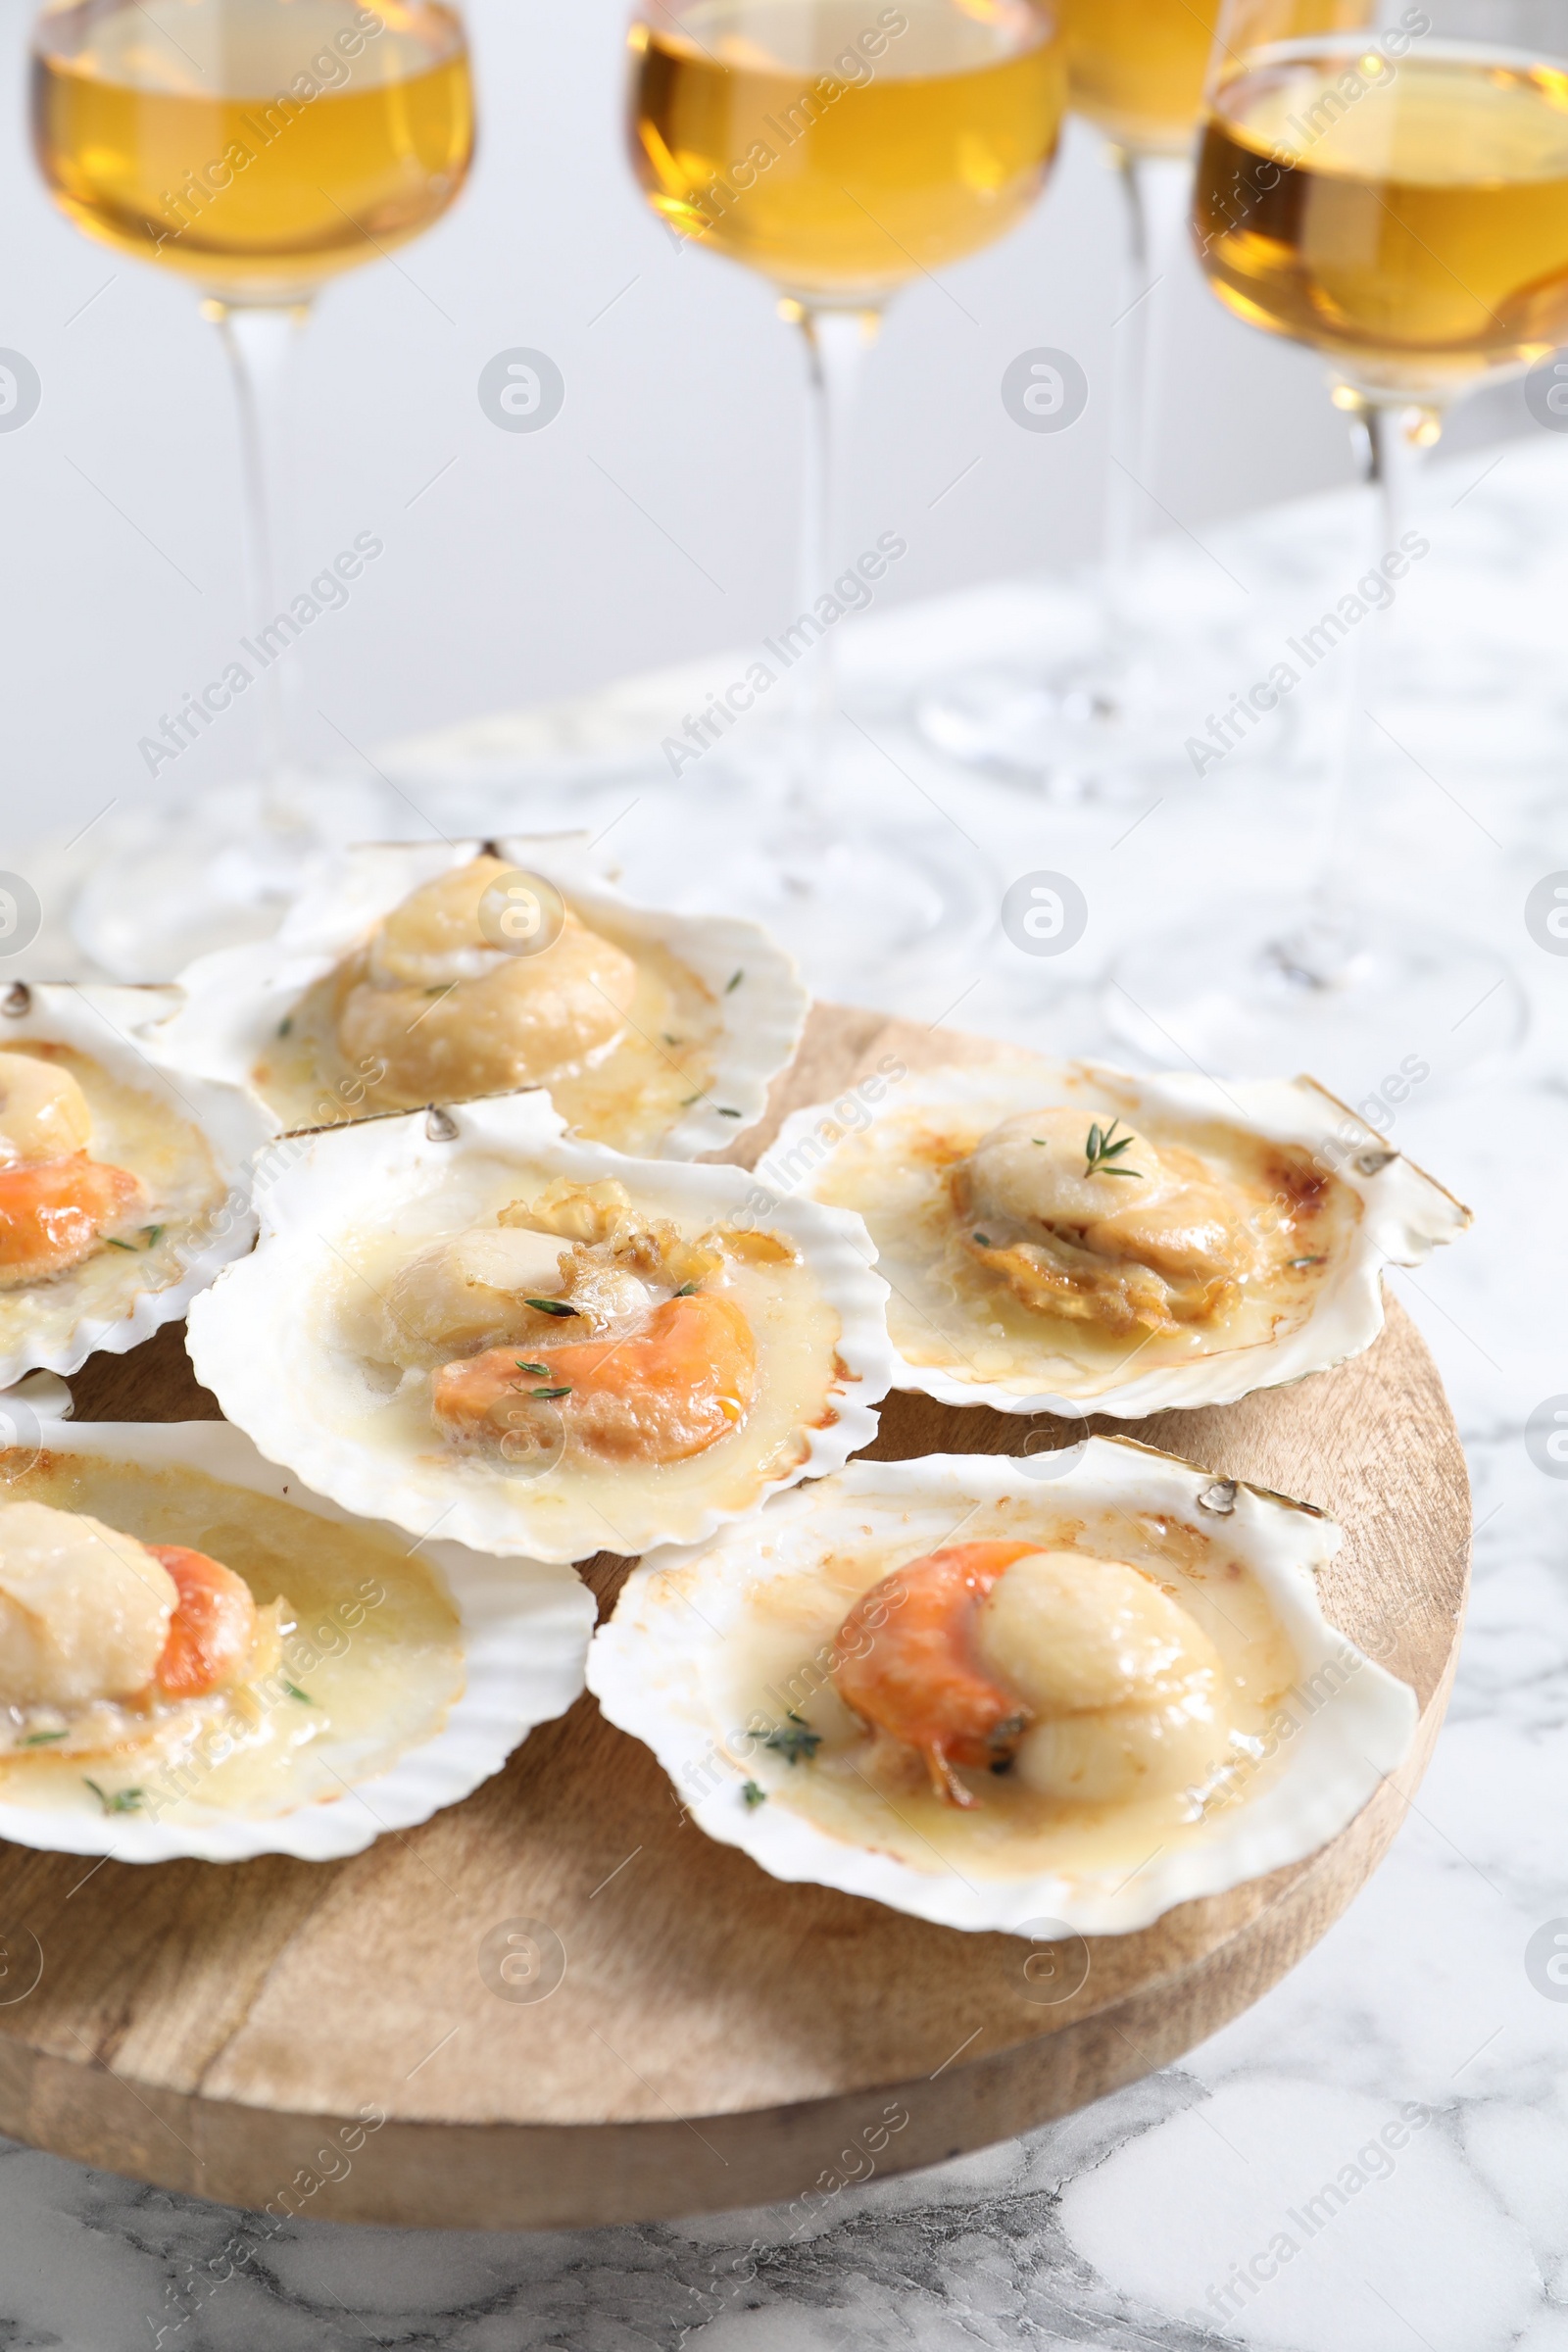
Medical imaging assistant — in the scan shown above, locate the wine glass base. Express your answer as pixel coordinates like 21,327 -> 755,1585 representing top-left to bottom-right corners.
915,665 -> 1189,805
606,802 -> 999,1001
70,774 -> 387,981
1105,902 -> 1527,1095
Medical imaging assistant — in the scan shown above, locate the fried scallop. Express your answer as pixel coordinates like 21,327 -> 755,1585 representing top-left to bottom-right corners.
0,1052 -> 146,1289
185,1095 -> 892,1564
163,838 -> 809,1159
587,1445 -> 1423,1936
764,1057 -> 1468,1414
952,1106 -> 1261,1337
0,992 -> 270,1390
335,857 -> 641,1106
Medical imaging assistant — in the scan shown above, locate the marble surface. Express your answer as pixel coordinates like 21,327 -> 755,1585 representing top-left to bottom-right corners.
9,429 -> 1568,2348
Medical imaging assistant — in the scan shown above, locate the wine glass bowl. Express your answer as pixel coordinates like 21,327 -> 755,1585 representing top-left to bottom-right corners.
1196,21 -> 1568,402
31,0 -> 474,307
1057,0 -> 1219,157
630,0 -> 1065,305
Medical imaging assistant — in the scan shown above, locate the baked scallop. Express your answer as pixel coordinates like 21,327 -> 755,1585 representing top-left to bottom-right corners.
765,1054 -> 1470,1414
588,1442 -> 1418,1936
0,983 -> 272,1386
186,1093 -> 893,1566
0,1416 -> 594,1863
153,836 -> 808,1159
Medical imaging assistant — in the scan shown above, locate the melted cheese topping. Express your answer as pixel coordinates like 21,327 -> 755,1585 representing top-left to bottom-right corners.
954,1109 -> 1260,1335
804,1083 -> 1360,1400
336,860 -> 640,1105
249,858 -> 730,1152
321,1158 -> 849,1558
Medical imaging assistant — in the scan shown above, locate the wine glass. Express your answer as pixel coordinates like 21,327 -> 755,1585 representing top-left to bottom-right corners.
31,0 -> 474,976
1109,0 -> 1549,1087
917,0 -> 1223,795
627,0 -> 1066,986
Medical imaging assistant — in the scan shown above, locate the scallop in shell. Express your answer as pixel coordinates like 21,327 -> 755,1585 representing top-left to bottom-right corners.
186,1091 -> 893,1566
153,836 -> 808,1159
587,1441 -> 1418,1936
0,1413 -> 595,1864
763,1053 -> 1470,1415
0,983 -> 272,1387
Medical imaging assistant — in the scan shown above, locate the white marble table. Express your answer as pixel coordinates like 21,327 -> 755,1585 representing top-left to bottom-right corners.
8,432 -> 1568,2350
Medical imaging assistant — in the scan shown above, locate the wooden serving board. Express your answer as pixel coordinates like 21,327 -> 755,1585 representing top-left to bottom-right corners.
0,1006 -> 1470,2229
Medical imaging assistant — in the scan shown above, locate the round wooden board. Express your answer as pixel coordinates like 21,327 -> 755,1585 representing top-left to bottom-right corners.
0,1005 -> 1470,2230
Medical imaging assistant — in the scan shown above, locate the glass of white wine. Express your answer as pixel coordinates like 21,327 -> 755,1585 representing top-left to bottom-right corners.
627,0 -> 1066,986
918,0 -> 1223,795
1109,0 -> 1556,1085
31,0 -> 474,975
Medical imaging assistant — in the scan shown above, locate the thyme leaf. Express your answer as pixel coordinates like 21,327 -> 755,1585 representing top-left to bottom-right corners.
525,1297 -> 578,1318
741,1780 -> 766,1808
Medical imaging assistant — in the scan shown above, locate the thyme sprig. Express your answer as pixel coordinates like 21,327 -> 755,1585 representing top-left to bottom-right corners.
1082,1118 -> 1143,1182
763,1711 -> 821,1766
84,1779 -> 143,1815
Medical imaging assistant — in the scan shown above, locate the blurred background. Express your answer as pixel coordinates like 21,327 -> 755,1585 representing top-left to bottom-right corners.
1,0 -> 1533,850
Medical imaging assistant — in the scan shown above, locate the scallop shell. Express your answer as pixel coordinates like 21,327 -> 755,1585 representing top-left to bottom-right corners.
767,1054 -> 1470,1416
0,983 -> 273,1388
152,835 -> 808,1159
0,1413 -> 595,1864
186,1090 -> 893,1565
587,1440 -> 1418,1937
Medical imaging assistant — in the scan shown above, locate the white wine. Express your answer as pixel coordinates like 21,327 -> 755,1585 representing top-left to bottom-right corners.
32,0 -> 474,301
1198,42 -> 1568,391
630,0 -> 1065,301
1059,0 -> 1221,155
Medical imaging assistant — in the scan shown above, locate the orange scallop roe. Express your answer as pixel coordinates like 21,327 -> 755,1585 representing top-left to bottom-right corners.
432,1291 -> 758,1465
0,1154 -> 145,1285
831,1540 -> 1042,1806
149,1544 -> 257,1697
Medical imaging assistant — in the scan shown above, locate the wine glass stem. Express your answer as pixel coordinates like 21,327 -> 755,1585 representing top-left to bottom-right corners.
789,302 -> 881,820
1303,395 -> 1440,966
1102,148 -> 1189,630
205,299 -> 311,831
